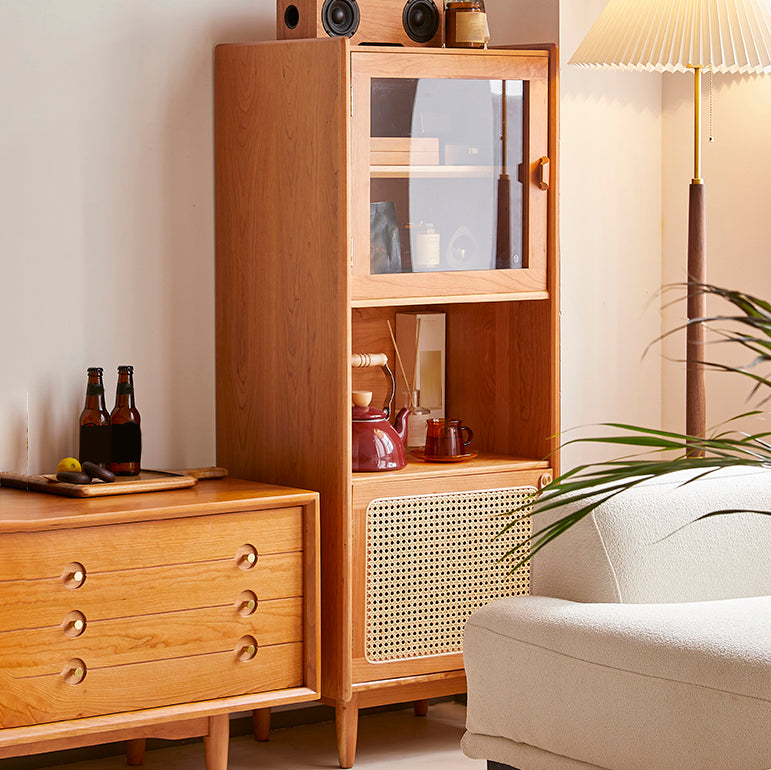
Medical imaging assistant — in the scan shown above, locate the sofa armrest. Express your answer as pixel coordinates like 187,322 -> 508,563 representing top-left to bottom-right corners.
530,466 -> 771,603
463,593 -> 771,770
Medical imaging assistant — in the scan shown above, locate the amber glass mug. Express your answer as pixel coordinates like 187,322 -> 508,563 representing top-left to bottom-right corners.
423,418 -> 473,459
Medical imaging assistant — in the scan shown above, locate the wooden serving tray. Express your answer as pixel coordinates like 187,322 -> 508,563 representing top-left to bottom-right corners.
0,467 -> 227,498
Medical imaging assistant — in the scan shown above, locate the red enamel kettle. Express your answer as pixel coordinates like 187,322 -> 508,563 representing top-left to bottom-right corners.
351,354 -> 408,472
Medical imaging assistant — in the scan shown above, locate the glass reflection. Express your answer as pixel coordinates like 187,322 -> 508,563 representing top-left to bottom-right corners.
370,78 -> 524,275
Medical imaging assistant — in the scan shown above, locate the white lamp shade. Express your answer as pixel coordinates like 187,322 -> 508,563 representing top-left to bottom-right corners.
569,0 -> 771,74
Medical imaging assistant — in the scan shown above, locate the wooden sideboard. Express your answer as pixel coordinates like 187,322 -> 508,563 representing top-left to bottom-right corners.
0,478 -> 319,770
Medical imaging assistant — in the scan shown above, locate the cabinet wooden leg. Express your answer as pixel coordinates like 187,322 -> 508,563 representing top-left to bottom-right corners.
253,707 -> 271,741
413,699 -> 429,717
126,738 -> 146,765
203,713 -> 230,770
335,696 -> 359,769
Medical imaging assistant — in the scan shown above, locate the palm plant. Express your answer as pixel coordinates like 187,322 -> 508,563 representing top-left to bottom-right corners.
501,283 -> 771,571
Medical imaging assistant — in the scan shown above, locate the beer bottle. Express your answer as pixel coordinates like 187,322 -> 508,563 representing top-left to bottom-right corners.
110,365 -> 141,476
79,367 -> 111,467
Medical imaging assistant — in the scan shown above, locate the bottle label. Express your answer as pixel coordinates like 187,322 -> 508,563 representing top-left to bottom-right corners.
79,424 -> 111,467
112,423 -> 142,463
86,384 -> 104,396
454,11 -> 489,44
407,412 -> 430,448
116,383 -> 134,395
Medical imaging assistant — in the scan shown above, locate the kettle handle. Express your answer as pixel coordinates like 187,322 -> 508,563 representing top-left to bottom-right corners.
351,353 -> 395,419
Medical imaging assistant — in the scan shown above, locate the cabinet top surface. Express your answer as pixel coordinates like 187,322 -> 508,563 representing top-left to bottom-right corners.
216,37 -> 552,59
0,478 -> 318,531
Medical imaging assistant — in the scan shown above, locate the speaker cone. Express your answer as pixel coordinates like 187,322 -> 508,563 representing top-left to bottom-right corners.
402,0 -> 439,43
322,0 -> 360,37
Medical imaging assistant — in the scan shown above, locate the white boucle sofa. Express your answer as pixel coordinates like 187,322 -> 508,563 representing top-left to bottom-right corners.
462,467 -> 771,770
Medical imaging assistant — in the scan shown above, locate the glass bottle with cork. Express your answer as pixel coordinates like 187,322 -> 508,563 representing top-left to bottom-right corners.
79,367 -> 111,468
110,365 -> 141,476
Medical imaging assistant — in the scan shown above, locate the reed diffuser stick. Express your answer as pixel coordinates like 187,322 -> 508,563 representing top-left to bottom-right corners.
387,320 -> 415,410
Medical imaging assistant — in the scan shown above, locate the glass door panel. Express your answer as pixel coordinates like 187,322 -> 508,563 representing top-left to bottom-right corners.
369,77 -> 525,276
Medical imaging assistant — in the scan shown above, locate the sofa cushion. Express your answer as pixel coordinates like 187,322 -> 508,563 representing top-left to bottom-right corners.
463,594 -> 771,770
532,467 -> 771,603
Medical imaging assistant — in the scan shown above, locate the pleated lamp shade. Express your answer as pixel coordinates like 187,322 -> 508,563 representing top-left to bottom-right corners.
569,0 -> 771,74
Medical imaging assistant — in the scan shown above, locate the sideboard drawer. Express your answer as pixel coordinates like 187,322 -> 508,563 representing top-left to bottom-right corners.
0,551 -> 303,631
0,506 -> 303,580
0,505 -> 308,728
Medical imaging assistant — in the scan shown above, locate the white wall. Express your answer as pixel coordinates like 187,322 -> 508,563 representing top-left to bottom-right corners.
0,1 -> 669,476
1,0 -> 275,474
557,1 -> 664,466
486,0 -> 558,46
488,0 -> 665,468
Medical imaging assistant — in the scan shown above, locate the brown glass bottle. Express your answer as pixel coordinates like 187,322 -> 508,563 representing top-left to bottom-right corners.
110,365 -> 141,476
79,367 -> 111,467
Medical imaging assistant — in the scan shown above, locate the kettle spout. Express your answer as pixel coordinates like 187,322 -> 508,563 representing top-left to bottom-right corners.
393,407 -> 410,446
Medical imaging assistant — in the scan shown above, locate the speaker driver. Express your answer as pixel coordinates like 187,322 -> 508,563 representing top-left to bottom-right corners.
402,0 -> 439,43
322,0 -> 360,37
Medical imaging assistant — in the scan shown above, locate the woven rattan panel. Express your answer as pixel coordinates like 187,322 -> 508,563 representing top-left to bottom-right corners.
365,486 -> 533,662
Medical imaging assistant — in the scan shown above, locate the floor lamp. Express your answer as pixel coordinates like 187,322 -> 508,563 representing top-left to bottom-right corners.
568,0 -> 771,442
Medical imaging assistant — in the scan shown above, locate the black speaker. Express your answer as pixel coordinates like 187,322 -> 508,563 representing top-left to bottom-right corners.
321,0 -> 360,37
402,0 -> 439,43
277,0 -> 443,47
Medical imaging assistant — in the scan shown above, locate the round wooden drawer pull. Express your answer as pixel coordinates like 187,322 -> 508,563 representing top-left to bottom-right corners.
236,590 -> 258,617
236,635 -> 258,662
62,563 -> 87,590
62,610 -> 87,638
235,545 -> 258,571
62,658 -> 87,685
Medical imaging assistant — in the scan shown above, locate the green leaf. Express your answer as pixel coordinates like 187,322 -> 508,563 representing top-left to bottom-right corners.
498,283 -> 771,571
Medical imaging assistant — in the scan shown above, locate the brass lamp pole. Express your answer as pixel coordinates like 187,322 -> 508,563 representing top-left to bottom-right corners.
568,0 -> 771,442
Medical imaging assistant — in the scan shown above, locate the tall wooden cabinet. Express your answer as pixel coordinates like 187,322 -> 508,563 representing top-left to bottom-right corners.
215,38 -> 559,768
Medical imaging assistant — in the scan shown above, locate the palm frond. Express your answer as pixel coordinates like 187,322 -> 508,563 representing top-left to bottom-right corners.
500,283 -> 771,572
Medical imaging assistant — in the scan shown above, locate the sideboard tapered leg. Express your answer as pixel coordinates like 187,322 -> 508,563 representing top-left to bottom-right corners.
203,714 -> 229,770
335,696 -> 359,769
253,707 -> 271,741
126,738 -> 145,765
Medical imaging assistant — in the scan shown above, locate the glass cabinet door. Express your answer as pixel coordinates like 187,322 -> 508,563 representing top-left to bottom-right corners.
350,50 -> 551,305
370,77 -> 524,274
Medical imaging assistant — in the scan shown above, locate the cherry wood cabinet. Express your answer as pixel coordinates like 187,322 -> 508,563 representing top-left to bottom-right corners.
215,38 -> 559,767
0,479 -> 319,770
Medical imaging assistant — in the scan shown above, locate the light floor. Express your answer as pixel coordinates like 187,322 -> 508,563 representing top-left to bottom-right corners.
29,702 -> 484,770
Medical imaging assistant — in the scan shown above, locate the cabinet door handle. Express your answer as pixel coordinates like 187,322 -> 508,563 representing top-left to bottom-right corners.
538,157 -> 550,190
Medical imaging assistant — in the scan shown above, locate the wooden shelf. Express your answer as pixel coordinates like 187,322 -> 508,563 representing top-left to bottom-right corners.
351,453 -> 549,485
371,164 -> 496,179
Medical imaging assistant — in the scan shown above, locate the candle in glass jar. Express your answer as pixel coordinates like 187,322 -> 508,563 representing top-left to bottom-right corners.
445,1 -> 489,49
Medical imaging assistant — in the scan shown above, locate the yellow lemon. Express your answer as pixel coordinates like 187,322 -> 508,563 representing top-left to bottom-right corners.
57,457 -> 82,473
